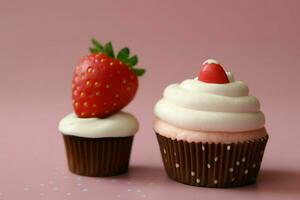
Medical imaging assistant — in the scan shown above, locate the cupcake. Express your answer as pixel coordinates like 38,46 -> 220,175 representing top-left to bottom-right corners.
59,39 -> 145,177
154,59 -> 268,187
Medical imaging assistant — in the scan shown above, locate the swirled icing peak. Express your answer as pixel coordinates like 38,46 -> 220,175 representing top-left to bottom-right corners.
154,59 -> 265,132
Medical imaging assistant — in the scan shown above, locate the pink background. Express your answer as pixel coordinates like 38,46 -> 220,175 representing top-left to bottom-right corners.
1,0 -> 300,199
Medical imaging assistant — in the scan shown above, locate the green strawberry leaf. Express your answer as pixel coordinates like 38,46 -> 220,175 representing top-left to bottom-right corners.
104,42 -> 115,58
91,38 -> 104,52
117,47 -> 130,61
131,68 -> 145,76
89,47 -> 98,54
124,55 -> 138,67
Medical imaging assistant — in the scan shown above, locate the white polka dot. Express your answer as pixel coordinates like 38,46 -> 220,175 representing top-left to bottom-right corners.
196,178 -> 201,183
82,188 -> 88,192
244,170 -> 249,174
127,189 -> 133,192
207,164 -> 211,168
214,157 -> 218,162
252,164 -> 256,168
174,152 -> 176,156
163,148 -> 166,154
136,189 -> 142,193
236,161 -> 240,166
175,163 -> 180,168
229,168 -> 234,172
191,171 -> 195,176
241,157 -> 246,162
227,145 -> 231,151
202,145 -> 205,151
214,180 -> 218,184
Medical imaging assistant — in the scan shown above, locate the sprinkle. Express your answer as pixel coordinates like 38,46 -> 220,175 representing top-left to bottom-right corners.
191,171 -> 195,176
207,164 -> 211,168
252,164 -> 256,168
214,157 -> 218,162
242,157 -> 246,162
244,169 -> 249,174
227,145 -> 231,151
214,180 -> 218,184
229,168 -> 234,172
175,163 -> 179,168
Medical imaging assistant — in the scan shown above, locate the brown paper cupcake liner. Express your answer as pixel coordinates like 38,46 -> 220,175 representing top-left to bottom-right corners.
63,135 -> 133,177
156,133 -> 268,188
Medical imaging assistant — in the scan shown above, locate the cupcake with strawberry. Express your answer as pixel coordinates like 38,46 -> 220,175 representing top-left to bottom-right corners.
59,39 -> 145,176
154,59 -> 268,187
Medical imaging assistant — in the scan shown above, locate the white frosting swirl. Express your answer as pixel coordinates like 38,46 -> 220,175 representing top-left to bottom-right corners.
154,72 -> 265,132
59,112 -> 138,138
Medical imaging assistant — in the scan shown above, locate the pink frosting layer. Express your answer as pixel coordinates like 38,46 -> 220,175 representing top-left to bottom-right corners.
153,118 -> 267,143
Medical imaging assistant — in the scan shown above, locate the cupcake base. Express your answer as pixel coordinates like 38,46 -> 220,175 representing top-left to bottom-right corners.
63,135 -> 133,177
156,133 -> 268,188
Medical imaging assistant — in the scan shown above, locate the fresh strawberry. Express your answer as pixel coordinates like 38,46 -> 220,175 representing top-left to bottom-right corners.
72,39 -> 145,118
198,59 -> 229,84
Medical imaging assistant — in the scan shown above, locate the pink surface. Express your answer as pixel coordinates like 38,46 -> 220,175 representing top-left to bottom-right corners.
1,0 -> 300,199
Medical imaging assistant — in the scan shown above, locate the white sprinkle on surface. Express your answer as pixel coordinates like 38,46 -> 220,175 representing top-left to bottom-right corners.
127,189 -> 133,192
229,168 -> 234,172
236,161 -> 240,166
202,145 -> 205,151
82,188 -> 89,192
191,171 -> 195,176
174,152 -> 176,156
214,157 -> 218,162
196,178 -> 201,183
214,180 -> 218,184
244,169 -> 249,174
242,157 -> 246,162
163,148 -> 166,154
207,164 -> 211,168
252,164 -> 256,168
175,163 -> 180,168
227,145 -> 231,151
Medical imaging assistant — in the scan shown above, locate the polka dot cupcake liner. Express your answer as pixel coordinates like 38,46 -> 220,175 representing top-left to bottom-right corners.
156,133 -> 268,188
63,135 -> 133,177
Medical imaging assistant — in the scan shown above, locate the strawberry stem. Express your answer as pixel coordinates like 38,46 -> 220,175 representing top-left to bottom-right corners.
89,38 -> 146,76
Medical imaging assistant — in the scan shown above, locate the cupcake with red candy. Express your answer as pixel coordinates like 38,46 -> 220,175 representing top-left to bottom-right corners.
154,59 -> 268,187
59,39 -> 145,176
